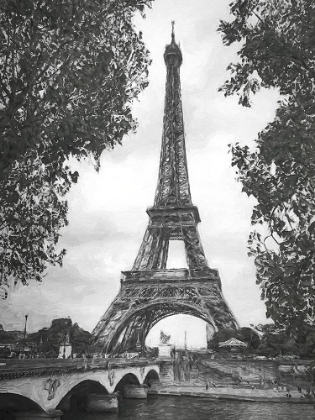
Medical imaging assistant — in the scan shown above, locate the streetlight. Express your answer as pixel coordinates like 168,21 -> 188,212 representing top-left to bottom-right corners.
23,314 -> 29,351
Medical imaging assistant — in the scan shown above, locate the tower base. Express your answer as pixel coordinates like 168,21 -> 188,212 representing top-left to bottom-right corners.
93,268 -> 238,354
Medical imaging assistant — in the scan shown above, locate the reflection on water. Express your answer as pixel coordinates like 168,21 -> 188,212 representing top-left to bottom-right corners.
62,395 -> 315,420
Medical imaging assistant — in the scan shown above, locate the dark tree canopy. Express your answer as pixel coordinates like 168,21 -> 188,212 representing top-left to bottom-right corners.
0,157 -> 70,286
253,323 -> 315,357
0,0 -> 152,289
219,0 -> 315,335
209,327 -> 260,352
0,0 -> 152,171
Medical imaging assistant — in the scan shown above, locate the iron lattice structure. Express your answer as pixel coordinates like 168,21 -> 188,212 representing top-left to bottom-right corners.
93,26 -> 238,354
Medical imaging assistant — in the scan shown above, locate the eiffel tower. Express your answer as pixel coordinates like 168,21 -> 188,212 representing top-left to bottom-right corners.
93,24 -> 238,354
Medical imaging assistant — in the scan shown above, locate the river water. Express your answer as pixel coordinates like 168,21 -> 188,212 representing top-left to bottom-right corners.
62,395 -> 315,420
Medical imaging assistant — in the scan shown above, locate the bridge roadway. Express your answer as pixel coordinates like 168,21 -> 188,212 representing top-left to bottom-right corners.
0,357 -> 160,418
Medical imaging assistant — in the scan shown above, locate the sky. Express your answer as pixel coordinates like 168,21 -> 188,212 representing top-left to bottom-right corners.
1,0 -> 280,348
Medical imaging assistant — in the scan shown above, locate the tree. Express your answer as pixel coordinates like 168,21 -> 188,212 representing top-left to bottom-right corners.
0,0 -> 152,287
254,324 -> 293,357
238,327 -> 260,350
208,327 -> 259,352
218,0 -> 315,336
0,157 -> 70,285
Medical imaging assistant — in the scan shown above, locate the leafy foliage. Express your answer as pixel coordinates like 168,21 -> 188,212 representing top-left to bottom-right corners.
209,327 -> 260,351
0,157 -> 71,285
219,0 -> 315,335
0,0 -> 152,287
32,318 -> 92,356
253,323 -> 315,357
0,317 -> 92,356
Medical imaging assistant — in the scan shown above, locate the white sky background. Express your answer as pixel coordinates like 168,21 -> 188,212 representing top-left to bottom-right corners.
1,0 -> 280,348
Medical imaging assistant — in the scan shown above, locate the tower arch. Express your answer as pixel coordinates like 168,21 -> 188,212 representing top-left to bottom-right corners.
98,299 -> 218,354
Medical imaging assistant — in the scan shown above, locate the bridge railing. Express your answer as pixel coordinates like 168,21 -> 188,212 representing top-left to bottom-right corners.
0,357 -> 160,375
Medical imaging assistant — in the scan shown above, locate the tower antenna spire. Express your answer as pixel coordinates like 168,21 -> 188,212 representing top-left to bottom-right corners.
171,20 -> 175,42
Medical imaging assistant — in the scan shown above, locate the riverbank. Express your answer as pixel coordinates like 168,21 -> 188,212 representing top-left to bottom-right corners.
149,384 -> 315,404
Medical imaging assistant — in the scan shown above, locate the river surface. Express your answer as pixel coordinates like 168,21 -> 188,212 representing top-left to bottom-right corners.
62,395 -> 315,420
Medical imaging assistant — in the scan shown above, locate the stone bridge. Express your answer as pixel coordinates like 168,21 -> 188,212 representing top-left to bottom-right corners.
0,358 -> 160,419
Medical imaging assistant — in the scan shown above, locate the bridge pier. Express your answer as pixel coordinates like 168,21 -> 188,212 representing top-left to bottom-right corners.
15,410 -> 63,420
87,393 -> 118,412
123,384 -> 148,399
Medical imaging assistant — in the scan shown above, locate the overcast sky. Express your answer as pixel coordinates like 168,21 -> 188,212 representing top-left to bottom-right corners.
1,0 -> 280,348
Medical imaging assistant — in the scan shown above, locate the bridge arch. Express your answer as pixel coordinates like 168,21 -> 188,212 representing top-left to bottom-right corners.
52,374 -> 111,409
0,392 -> 44,413
143,369 -> 160,388
57,379 -> 109,413
114,373 -> 140,393
104,300 -> 217,353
